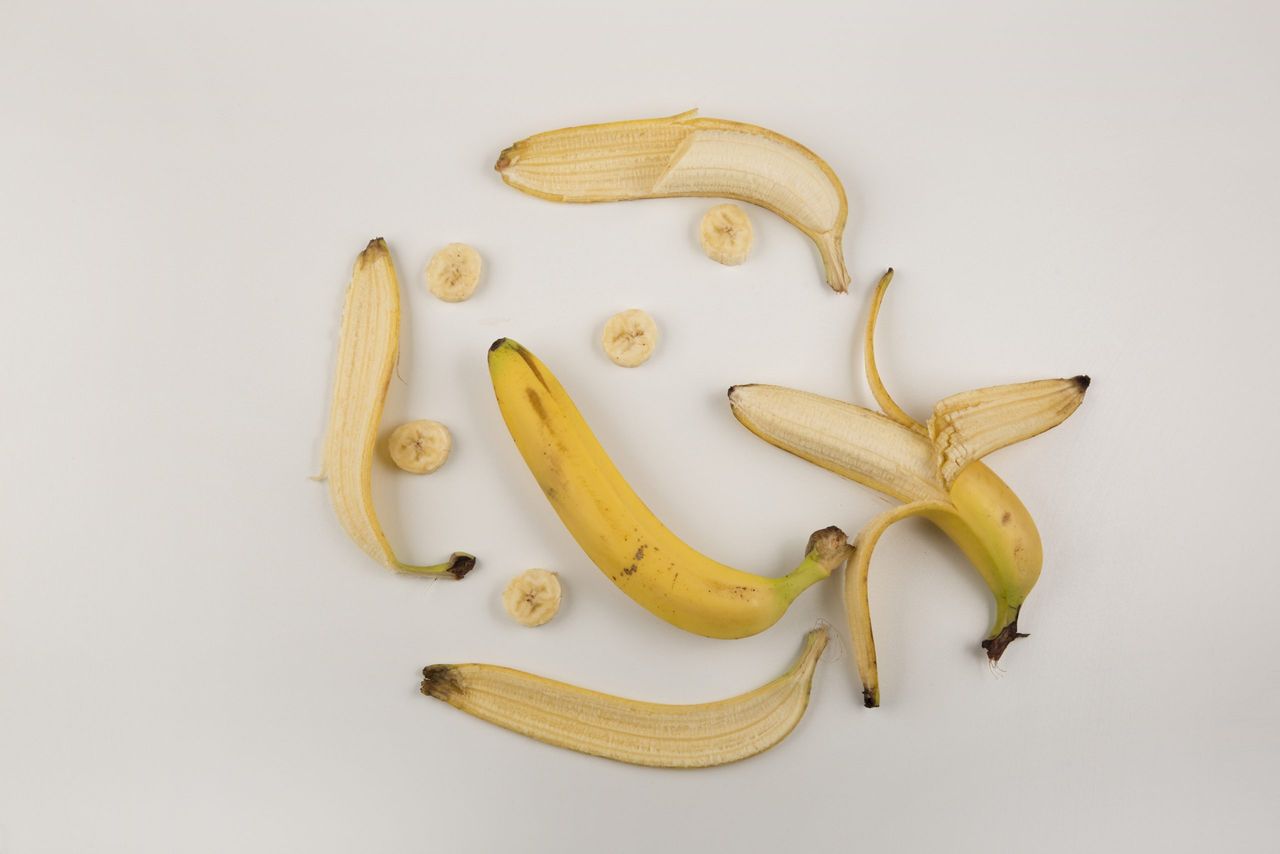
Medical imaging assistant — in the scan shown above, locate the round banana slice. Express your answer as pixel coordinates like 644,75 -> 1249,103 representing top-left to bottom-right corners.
601,309 -> 658,367
502,569 -> 562,627
698,204 -> 753,266
387,420 -> 452,474
425,243 -> 483,302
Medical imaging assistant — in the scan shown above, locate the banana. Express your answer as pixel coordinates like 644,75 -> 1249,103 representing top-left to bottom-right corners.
488,338 -> 852,638
728,270 -> 1088,705
387,419 -> 452,474
699,203 -> 754,266
502,569 -> 562,627
421,626 -> 828,768
425,242 -> 483,302
601,308 -> 659,367
495,110 -> 851,292
319,239 -> 474,578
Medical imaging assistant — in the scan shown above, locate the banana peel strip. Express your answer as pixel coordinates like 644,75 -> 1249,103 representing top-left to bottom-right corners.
321,238 -> 474,578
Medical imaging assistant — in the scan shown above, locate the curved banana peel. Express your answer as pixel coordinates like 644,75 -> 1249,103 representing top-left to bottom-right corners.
319,239 -> 474,578
421,626 -> 828,768
729,270 -> 1089,705
495,110 -> 851,292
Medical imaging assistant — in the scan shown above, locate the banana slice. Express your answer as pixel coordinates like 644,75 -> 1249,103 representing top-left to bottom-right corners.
601,309 -> 658,367
425,243 -> 482,302
502,569 -> 562,627
699,204 -> 753,265
387,420 -> 452,474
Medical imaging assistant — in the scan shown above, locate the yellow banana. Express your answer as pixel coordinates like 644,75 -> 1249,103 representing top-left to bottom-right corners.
488,338 -> 852,639
421,626 -> 828,768
728,270 -> 1088,705
495,110 -> 852,292
319,239 -> 474,578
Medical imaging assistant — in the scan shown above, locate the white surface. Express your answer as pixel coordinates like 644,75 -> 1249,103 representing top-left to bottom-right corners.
2,2 -> 1278,851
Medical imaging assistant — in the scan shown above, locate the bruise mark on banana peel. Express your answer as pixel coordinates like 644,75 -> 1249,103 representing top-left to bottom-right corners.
525,388 -> 547,423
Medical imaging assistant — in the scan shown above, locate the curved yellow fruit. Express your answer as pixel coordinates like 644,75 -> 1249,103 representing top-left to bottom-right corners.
488,338 -> 851,639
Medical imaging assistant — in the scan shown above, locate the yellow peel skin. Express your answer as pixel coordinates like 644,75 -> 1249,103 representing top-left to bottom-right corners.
320,239 -> 475,579
421,627 -> 828,768
488,339 -> 852,639
495,110 -> 851,292
728,270 -> 1088,705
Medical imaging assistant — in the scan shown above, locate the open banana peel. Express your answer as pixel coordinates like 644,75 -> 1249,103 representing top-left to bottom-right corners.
728,270 -> 1089,706
319,239 -> 475,579
422,626 -> 829,768
495,110 -> 852,292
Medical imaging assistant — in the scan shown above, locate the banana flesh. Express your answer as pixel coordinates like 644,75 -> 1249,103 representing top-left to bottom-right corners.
728,270 -> 1089,705
421,627 -> 828,768
496,111 -> 851,291
488,338 -> 852,638
320,239 -> 474,578
727,385 -> 948,504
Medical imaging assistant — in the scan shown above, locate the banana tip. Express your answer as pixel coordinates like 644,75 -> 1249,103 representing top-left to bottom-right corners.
421,664 -> 463,701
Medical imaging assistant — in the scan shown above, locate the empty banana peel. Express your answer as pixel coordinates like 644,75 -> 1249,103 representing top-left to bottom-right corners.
421,626 -> 828,768
495,110 -> 852,292
728,270 -> 1089,706
319,239 -> 475,578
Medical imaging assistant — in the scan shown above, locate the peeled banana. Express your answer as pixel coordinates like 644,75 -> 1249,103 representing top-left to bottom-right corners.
495,110 -> 851,291
728,270 -> 1088,705
319,239 -> 475,578
488,338 -> 852,638
421,626 -> 828,768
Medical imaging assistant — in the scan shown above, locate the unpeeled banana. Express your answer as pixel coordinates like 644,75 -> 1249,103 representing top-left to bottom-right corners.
495,110 -> 851,291
421,626 -> 828,767
319,239 -> 475,578
488,338 -> 852,638
728,270 -> 1088,705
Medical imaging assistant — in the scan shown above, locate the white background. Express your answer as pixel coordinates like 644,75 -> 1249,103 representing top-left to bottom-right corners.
2,2 -> 1278,852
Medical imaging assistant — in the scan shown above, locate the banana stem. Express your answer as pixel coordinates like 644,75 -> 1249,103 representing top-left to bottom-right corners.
396,553 -> 477,580
779,526 -> 853,597
981,601 -> 1027,662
